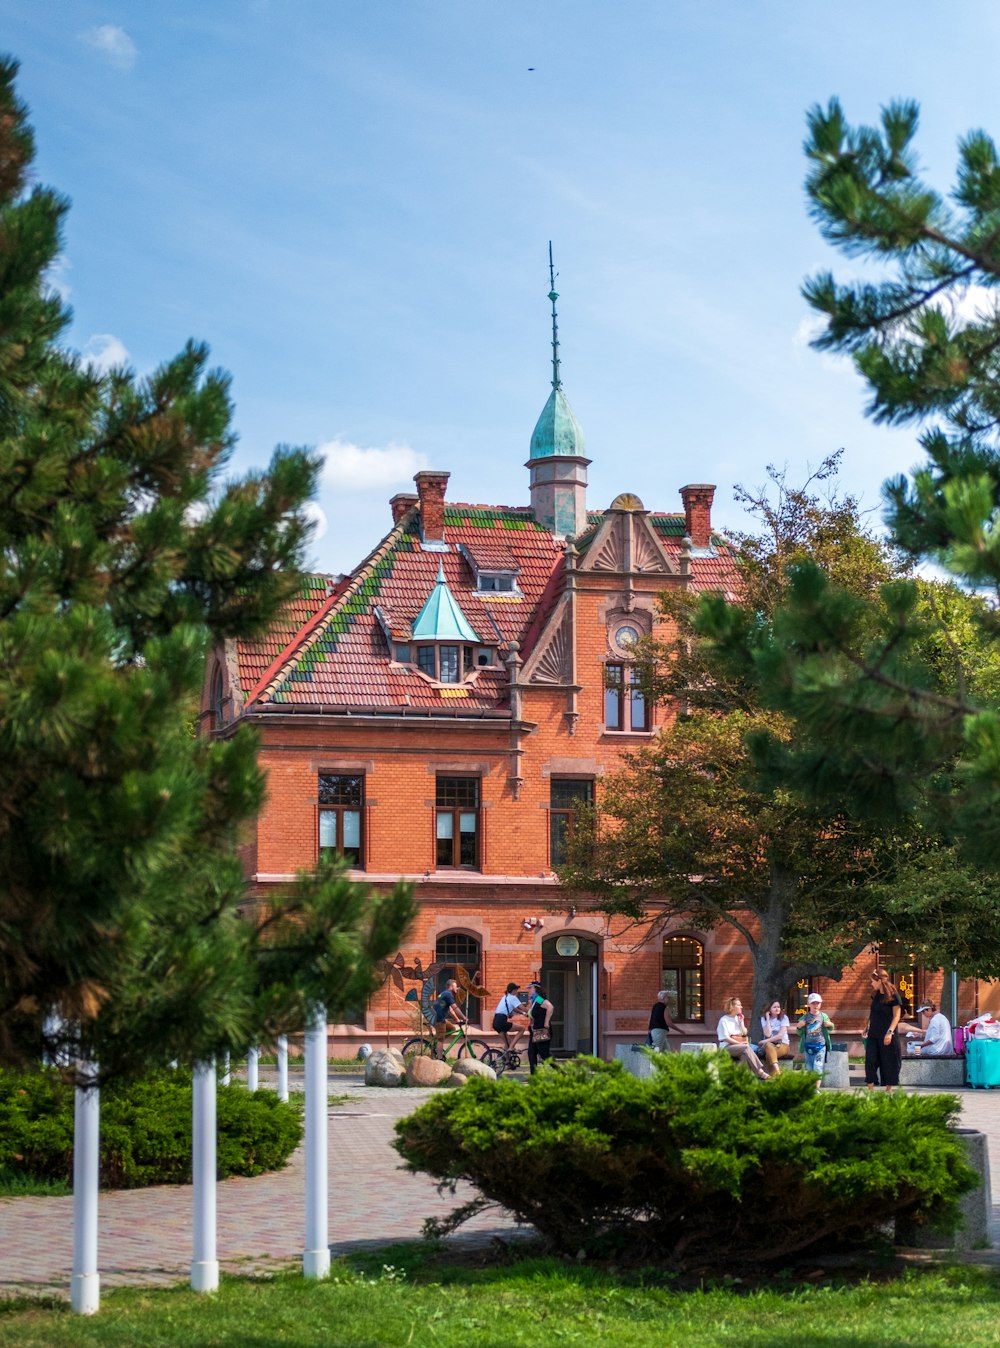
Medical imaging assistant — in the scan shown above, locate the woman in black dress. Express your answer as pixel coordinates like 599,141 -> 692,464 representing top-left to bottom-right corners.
526,980 -> 554,1075
864,967 -> 903,1090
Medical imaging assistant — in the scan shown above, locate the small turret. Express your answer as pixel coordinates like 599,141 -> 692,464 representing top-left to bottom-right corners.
526,244 -> 590,538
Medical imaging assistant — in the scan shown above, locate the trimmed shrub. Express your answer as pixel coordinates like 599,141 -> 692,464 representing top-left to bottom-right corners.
394,1054 -> 977,1268
0,1068 -> 301,1189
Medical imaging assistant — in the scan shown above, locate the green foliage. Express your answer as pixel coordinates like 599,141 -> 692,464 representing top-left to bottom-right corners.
0,57 -> 415,1076
395,1055 -> 976,1270
562,457 -> 942,1015
0,1067 -> 301,1188
732,97 -> 1000,879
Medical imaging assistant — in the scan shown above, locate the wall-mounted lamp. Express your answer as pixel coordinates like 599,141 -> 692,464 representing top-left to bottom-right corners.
522,916 -> 544,931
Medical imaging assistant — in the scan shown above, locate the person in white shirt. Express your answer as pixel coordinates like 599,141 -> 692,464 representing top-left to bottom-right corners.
716,996 -> 770,1081
911,1001 -> 953,1056
492,982 -> 527,1053
757,1000 -> 791,1076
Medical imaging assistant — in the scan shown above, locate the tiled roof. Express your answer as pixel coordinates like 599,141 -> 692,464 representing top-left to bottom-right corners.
235,574 -> 340,694
236,500 -> 740,712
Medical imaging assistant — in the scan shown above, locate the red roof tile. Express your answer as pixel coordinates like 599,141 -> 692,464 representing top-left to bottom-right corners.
235,501 -> 739,712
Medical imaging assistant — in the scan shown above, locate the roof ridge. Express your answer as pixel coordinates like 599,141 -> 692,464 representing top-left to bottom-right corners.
246,505 -> 418,705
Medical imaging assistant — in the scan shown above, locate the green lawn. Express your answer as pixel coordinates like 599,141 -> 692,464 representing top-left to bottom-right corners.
1,1255 -> 999,1347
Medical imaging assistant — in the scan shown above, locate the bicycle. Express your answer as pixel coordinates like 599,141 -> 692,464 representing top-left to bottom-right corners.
482,1045 -> 521,1075
401,1022 -> 493,1063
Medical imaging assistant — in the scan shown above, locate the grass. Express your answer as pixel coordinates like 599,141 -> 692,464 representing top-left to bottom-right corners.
0,1168 -> 70,1198
1,1248 -> 999,1346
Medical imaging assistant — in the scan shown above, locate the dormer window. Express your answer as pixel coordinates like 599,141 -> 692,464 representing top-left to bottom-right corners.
413,644 -> 491,682
478,573 -> 516,593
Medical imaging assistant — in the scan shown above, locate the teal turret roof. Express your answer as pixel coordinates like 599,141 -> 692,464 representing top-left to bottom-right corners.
530,244 -> 586,460
411,562 -> 479,641
529,385 -> 586,460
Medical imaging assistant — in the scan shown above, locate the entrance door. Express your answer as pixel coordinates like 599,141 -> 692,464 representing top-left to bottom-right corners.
540,936 -> 599,1055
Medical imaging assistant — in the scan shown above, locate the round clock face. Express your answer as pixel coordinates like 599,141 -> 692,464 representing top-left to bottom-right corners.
615,624 -> 640,650
555,935 -> 580,957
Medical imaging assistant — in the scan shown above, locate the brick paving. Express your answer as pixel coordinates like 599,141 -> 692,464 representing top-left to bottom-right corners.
0,1069 -> 998,1301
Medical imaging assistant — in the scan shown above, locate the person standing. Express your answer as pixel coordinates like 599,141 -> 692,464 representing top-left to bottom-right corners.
758,1000 -> 791,1076
526,980 -> 554,1074
864,968 -> 903,1089
648,990 -> 678,1052
797,992 -> 834,1082
716,996 -> 770,1080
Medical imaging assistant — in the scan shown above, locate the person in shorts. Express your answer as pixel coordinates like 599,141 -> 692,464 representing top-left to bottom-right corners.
492,982 -> 526,1052
432,978 -> 465,1056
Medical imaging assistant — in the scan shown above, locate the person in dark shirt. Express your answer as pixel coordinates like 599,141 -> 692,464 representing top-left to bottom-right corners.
526,980 -> 554,1074
864,967 -> 903,1090
432,978 -> 465,1057
648,990 -> 678,1051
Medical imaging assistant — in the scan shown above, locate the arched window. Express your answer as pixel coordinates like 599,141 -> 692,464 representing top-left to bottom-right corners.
661,935 -> 703,1022
435,932 -> 482,1025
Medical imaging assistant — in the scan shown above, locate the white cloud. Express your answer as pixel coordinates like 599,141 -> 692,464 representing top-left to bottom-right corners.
302,500 -> 327,541
931,283 -> 998,327
43,255 -> 72,303
318,438 -> 427,491
794,313 -> 827,348
82,333 -> 130,374
81,25 -> 137,71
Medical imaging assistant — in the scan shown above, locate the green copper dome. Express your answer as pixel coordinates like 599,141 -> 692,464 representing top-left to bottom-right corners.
529,386 -> 586,459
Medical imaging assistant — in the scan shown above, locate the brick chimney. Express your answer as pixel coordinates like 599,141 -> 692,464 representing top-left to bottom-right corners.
390,492 -> 418,525
413,470 -> 450,545
679,484 -> 716,550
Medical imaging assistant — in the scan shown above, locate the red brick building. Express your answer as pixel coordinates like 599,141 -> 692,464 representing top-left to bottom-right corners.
203,293 -> 988,1053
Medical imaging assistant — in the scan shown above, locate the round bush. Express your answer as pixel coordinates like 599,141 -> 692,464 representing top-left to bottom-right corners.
0,1067 -> 302,1189
394,1053 -> 977,1269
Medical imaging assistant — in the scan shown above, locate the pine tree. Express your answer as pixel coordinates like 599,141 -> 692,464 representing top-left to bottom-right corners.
0,58 -> 414,1078
715,98 -> 1000,874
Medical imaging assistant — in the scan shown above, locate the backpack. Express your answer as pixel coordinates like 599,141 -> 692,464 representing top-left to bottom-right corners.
432,993 -> 450,1020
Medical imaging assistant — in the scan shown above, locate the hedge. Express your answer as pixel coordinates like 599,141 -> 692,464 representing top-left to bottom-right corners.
0,1068 -> 302,1188
394,1053 -> 977,1268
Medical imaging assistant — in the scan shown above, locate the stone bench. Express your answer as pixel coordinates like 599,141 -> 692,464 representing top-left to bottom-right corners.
898,1055 -> 966,1087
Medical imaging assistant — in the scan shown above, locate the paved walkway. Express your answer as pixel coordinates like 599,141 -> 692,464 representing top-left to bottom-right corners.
0,1070 -> 998,1300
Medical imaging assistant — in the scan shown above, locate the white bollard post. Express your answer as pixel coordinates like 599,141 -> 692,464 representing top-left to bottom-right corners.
247,1046 -> 259,1092
221,1051 -> 231,1087
71,1062 -> 100,1315
277,1035 -> 288,1102
191,1060 -> 219,1292
303,1006 -> 330,1279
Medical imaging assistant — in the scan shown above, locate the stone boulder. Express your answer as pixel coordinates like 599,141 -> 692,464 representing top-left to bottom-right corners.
450,1056 -> 497,1081
365,1048 -> 406,1088
406,1055 -> 453,1088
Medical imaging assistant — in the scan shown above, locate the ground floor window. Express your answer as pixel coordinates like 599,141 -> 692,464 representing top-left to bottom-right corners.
435,932 -> 482,1025
661,935 -> 703,1021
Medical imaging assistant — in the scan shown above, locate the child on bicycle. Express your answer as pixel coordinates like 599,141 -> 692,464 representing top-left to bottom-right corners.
433,978 -> 466,1057
492,982 -> 527,1054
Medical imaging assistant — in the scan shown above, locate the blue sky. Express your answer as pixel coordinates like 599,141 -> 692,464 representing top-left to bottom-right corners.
8,2 -> 1000,575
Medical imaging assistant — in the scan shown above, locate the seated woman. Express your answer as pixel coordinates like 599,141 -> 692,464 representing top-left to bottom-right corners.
911,1001 -> 953,1055
716,996 -> 770,1081
757,1000 -> 791,1076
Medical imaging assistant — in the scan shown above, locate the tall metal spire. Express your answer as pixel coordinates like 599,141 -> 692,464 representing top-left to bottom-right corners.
547,241 -> 561,391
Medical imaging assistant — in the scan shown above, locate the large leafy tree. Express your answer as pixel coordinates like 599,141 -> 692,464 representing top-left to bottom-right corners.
0,58 -> 414,1079
710,98 -> 1000,875
561,460 -> 935,1019
563,458 -> 1000,1013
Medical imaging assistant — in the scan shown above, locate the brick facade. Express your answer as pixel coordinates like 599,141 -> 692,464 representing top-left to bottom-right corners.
203,469 -> 990,1054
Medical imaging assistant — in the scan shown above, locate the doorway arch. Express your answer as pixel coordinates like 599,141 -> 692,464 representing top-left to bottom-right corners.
540,935 -> 599,1056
